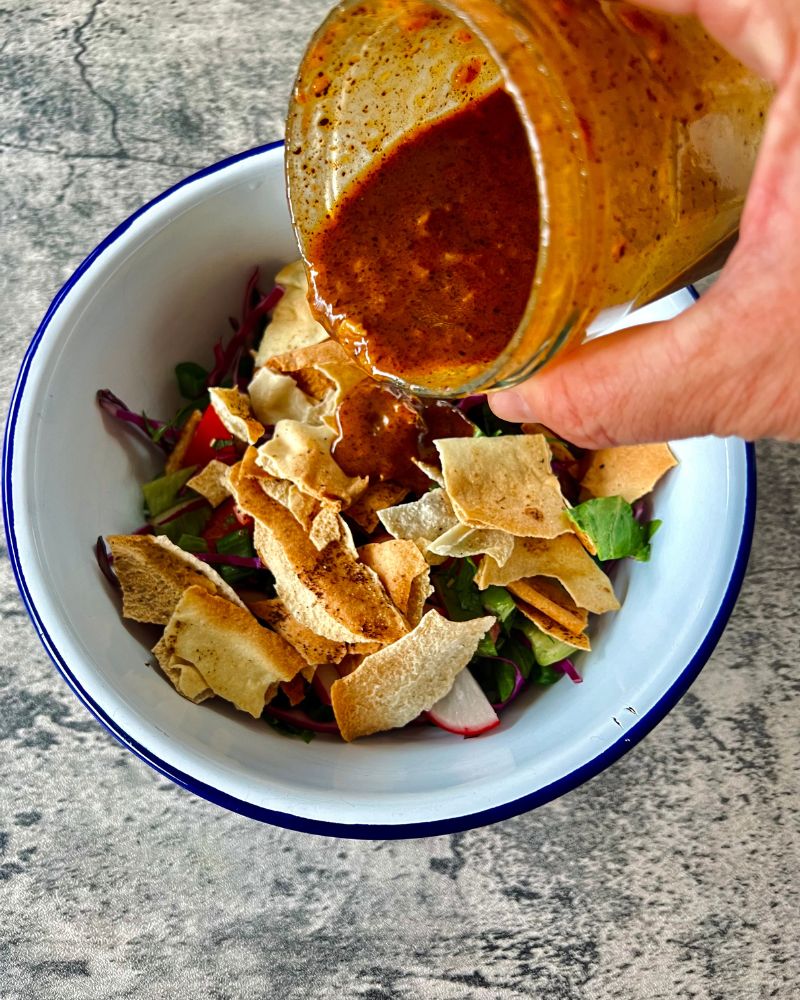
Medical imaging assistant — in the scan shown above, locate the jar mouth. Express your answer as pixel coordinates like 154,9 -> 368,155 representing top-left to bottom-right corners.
285,0 -> 589,398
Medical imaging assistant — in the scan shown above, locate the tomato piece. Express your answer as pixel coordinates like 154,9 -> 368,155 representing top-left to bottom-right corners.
181,406 -> 237,468
202,498 -> 249,551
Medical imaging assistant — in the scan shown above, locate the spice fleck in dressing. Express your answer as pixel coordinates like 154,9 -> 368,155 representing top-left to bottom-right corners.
307,88 -> 539,386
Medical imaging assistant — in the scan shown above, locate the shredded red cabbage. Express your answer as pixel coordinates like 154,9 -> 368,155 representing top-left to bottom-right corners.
456,394 -> 486,413
485,656 -> 526,711
555,659 -> 583,684
95,536 -> 119,589
204,271 -> 283,390
96,389 -> 180,451
264,704 -> 340,734
194,552 -> 263,569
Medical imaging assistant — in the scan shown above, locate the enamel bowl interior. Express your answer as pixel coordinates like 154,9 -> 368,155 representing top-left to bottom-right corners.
3,143 -> 753,838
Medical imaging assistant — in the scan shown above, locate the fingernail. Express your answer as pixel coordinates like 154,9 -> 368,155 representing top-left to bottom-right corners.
488,389 -> 536,423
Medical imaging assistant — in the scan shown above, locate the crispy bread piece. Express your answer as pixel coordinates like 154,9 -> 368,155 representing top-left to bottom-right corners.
580,443 -> 677,504
436,435 -> 570,538
427,522 -> 514,567
475,534 -> 619,614
164,409 -> 202,475
108,533 -> 244,624
230,465 -> 408,645
248,366 -> 318,426
358,540 -> 432,625
209,387 -> 264,445
331,611 -> 495,741
507,578 -> 589,634
256,420 -> 367,504
155,586 -> 306,717
187,459 -> 231,508
345,480 -> 409,534
253,260 -> 328,367
516,601 -> 590,651
246,596 -> 348,666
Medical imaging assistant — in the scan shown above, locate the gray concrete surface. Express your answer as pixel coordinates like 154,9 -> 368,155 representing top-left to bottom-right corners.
1,3 -> 798,998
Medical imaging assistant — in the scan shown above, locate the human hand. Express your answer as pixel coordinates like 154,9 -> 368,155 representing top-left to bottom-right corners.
490,0 -> 800,447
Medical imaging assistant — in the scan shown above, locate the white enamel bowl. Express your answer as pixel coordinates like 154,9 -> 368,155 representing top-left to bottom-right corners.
2,142 -> 754,838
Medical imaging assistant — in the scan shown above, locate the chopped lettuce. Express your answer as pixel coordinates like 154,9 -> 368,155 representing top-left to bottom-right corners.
152,504 -> 211,544
215,527 -> 257,584
566,496 -> 661,562
175,361 -> 209,401
501,635 -> 537,680
142,467 -> 197,518
477,631 -> 497,657
434,559 -> 485,622
177,533 -> 208,554
480,585 -> 517,624
519,619 -> 576,667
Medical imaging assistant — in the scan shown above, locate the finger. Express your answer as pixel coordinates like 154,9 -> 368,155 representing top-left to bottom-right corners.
631,0 -> 796,85
489,296 -> 729,448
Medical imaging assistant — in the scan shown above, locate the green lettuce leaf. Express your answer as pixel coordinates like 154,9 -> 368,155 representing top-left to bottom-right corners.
519,619 -> 576,667
142,466 -> 197,517
480,585 -> 517,624
565,496 -> 661,562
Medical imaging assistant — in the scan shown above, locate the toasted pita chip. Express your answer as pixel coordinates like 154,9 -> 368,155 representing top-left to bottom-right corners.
156,586 -> 305,717
427,522 -> 515,567
412,459 -> 445,487
346,641 -> 384,657
280,674 -> 308,706
308,504 -> 358,554
507,577 -> 589,634
239,445 -> 272,481
436,435 -> 570,538
521,422 -> 577,464
257,476 -> 321,533
378,489 -> 458,544
516,601 -> 591,651
255,421 -> 368,505
187,459 -> 231,508
230,466 -> 408,645
209,387 -> 264,445
107,534 -> 244,624
245,596 -> 348,666
152,636 -> 214,704
346,480 -> 409,533
248,366 -> 318,426
238,448 -> 325,531
358,540 -> 432,623
580,443 -> 677,504
254,260 -> 329,367
336,653 -> 363,676
475,534 -> 619,614
331,611 -> 495,741
266,339 -> 367,405
164,409 -> 202,475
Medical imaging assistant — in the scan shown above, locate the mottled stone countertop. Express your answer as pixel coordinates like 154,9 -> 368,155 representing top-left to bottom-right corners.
1,3 -> 798,998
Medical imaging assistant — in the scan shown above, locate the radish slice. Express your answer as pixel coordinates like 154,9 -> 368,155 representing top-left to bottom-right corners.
311,663 -> 340,705
426,669 -> 500,737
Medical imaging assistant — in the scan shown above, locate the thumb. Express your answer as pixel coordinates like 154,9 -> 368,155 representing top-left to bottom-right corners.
489,295 -> 730,448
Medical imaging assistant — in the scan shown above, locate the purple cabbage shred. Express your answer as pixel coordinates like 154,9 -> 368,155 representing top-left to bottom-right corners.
194,552 -> 263,569
96,389 -> 180,452
555,659 -> 583,684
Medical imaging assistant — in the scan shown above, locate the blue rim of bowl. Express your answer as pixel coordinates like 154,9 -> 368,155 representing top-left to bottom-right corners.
2,143 -> 755,840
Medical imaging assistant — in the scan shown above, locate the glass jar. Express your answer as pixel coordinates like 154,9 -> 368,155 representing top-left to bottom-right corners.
286,0 -> 773,396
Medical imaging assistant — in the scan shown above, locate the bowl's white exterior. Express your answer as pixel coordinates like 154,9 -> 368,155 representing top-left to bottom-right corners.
3,142 -> 754,837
